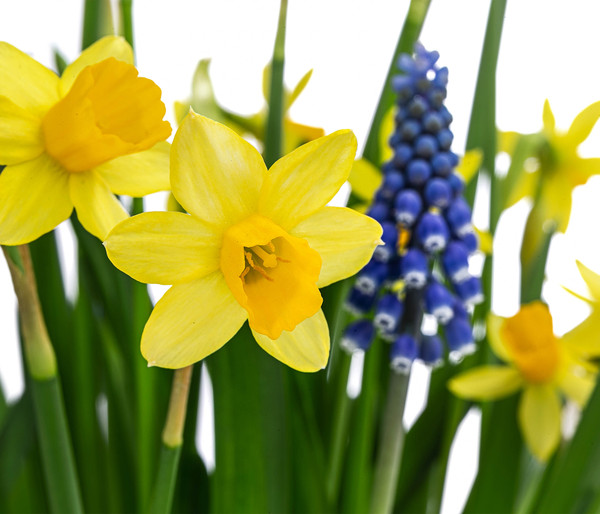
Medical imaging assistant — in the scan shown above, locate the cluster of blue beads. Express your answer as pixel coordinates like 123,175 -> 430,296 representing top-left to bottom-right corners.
341,43 -> 483,374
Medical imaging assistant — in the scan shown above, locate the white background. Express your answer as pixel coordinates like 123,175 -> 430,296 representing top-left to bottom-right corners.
2,1 -> 600,512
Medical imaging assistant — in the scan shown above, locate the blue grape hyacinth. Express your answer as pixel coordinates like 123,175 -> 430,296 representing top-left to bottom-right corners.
341,43 -> 483,374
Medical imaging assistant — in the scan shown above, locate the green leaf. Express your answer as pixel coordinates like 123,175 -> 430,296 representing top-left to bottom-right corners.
341,340 -> 386,514
53,48 -> 68,75
208,324 -> 290,513
533,378 -> 600,514
463,395 -> 523,513
263,0 -> 288,167
0,393 -> 36,500
30,377 -> 84,514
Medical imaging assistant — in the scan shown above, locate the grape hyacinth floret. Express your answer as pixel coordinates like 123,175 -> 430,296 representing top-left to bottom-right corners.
342,43 -> 482,373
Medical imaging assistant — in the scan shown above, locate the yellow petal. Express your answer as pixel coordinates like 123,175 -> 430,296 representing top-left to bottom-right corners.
378,107 -> 395,164
557,366 -> 595,407
60,36 -> 133,96
283,120 -> 325,154
505,168 -> 540,208
501,302 -> 560,384
498,130 -> 520,154
290,206 -> 382,288
574,157 -> 600,179
0,96 -> 44,164
456,149 -> 483,183
566,101 -> 600,147
576,260 -> 600,301
142,272 -> 247,368
561,310 -> 600,357
542,99 -> 556,136
487,313 -> 512,362
95,141 -> 170,196
105,211 -> 221,285
259,130 -> 357,230
474,226 -> 492,255
348,158 -> 382,202
0,42 -> 60,114
251,309 -> 329,372
171,111 -> 267,229
69,170 -> 128,240
448,365 -> 523,400
287,68 -> 313,109
518,384 -> 561,462
0,154 -> 72,245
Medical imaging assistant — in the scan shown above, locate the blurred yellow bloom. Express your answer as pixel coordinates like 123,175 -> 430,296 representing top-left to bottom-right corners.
502,100 -> 600,233
562,260 -> 600,360
449,301 -> 596,461
105,112 -> 382,372
0,36 -> 171,244
175,60 -> 324,154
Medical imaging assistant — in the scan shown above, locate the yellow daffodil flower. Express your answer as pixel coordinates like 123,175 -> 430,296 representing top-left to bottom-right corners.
562,260 -> 600,360
449,301 -> 596,461
502,100 -> 600,234
105,112 -> 382,372
0,36 -> 172,244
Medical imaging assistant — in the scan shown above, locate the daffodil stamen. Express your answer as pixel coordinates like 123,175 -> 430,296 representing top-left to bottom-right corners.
252,245 -> 278,268
243,248 -> 274,282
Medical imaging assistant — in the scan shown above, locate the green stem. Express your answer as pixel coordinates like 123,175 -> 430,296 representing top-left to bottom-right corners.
325,351 -> 353,505
362,0 -> 432,165
119,0 -> 134,49
149,365 -> 194,514
426,394 -> 468,514
513,457 -> 545,514
369,372 -> 410,514
82,0 -> 114,50
342,340 -> 384,514
263,0 -> 288,167
3,246 -> 83,514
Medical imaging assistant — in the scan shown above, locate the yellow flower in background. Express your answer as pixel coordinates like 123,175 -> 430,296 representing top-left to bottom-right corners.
502,100 -> 600,233
0,36 -> 172,244
105,112 -> 382,372
449,301 -> 596,461
175,59 -> 324,154
562,260 -> 600,360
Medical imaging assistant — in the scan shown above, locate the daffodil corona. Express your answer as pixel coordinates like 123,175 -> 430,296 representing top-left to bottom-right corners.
0,36 -> 172,244
105,112 -> 383,372
449,302 -> 596,461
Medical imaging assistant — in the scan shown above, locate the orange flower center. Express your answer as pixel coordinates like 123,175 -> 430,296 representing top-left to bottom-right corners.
220,214 -> 322,339
42,57 -> 171,172
501,302 -> 560,384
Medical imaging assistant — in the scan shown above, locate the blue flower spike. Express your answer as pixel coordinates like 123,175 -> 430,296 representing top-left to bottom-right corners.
390,334 -> 419,374
343,43 -> 482,370
341,320 -> 376,353
374,293 -> 405,339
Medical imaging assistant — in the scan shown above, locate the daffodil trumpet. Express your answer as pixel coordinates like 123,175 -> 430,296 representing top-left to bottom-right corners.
105,112 -> 382,372
0,36 -> 172,244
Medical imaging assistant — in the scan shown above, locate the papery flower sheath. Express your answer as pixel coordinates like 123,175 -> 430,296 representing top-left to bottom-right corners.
449,302 -> 596,461
105,112 -> 382,372
0,36 -> 172,244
